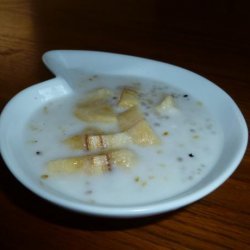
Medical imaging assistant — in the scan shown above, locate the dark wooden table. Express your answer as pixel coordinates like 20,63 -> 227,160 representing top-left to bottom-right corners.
0,1 -> 249,249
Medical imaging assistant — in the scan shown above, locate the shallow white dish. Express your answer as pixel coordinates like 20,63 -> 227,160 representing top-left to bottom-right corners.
0,50 -> 248,217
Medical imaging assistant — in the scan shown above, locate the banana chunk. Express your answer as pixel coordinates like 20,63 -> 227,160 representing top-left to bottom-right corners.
47,157 -> 86,174
64,121 -> 158,151
65,106 -> 159,151
118,106 -> 144,131
118,88 -> 139,109
64,131 -> 131,151
75,100 -> 117,123
84,133 -> 131,151
63,127 -> 104,150
63,134 -> 84,149
155,95 -> 175,113
46,149 -> 136,175
85,119 -> 159,149
47,155 -> 110,175
127,119 -> 160,145
110,149 -> 136,168
74,88 -> 116,123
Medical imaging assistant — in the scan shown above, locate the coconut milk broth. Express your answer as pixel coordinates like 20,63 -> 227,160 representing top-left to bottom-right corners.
24,74 -> 224,205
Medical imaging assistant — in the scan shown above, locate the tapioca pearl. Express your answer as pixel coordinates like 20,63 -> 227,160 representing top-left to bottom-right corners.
156,149 -> 164,155
177,157 -> 183,162
85,190 -> 93,195
206,123 -> 213,129
154,122 -> 160,127
159,163 -> 167,168
187,175 -> 196,181
196,168 -> 202,174
163,116 -> 170,120
192,134 -> 200,139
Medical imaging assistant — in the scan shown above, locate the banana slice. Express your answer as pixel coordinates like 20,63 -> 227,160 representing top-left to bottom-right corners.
46,149 -> 136,175
47,155 -> 110,175
110,149 -> 136,168
64,122 -> 158,151
118,106 -> 159,145
75,100 -> 117,123
74,88 -> 117,123
63,134 -> 83,150
127,119 -> 160,145
118,88 -> 139,109
63,127 -> 104,150
84,133 -> 131,151
64,130 -> 131,151
65,115 -> 159,151
47,157 -> 86,174
155,95 -> 175,113
118,106 -> 144,131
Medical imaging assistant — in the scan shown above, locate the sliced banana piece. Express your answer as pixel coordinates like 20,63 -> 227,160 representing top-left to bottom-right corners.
47,155 -> 110,175
63,127 -> 104,150
74,100 -> 117,123
118,88 -> 139,109
155,95 -> 175,113
64,131 -> 131,151
65,114 -> 159,151
109,149 -> 136,168
84,133 -> 131,151
47,157 -> 86,174
127,119 -> 160,145
63,134 -> 83,150
74,88 -> 116,123
46,149 -> 136,175
118,106 -> 144,131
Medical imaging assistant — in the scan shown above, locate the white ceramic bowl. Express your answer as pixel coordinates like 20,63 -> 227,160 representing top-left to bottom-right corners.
0,50 -> 248,217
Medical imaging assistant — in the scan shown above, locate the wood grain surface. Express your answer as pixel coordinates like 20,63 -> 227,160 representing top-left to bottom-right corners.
0,1 -> 249,249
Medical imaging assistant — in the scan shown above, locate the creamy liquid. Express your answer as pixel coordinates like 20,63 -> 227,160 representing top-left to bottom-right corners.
24,74 -> 224,205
